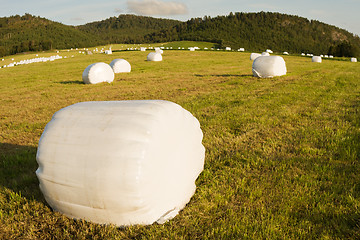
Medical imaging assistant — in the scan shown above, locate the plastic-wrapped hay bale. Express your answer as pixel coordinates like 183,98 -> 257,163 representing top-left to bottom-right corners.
147,52 -> 162,61
351,57 -> 357,62
252,56 -> 287,78
82,63 -> 114,84
36,100 -> 205,226
261,52 -> 270,56
312,56 -> 322,63
250,53 -> 261,61
109,59 -> 131,73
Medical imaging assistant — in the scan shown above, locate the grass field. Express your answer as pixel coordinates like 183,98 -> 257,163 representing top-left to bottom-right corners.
0,47 -> 359,239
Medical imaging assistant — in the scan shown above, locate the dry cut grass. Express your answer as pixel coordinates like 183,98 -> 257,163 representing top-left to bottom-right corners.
0,48 -> 359,239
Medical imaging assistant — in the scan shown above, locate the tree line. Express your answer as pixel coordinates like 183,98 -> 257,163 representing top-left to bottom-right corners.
0,13 -> 359,57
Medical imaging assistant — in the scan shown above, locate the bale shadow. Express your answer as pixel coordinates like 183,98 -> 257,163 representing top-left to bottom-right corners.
58,80 -> 84,85
0,143 -> 45,203
195,74 -> 253,77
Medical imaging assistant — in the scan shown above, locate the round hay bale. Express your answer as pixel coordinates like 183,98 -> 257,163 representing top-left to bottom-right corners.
250,53 -> 261,61
351,57 -> 357,62
147,52 -> 163,62
252,56 -> 287,78
261,52 -> 270,56
312,56 -> 322,63
36,100 -> 205,226
82,62 -> 114,84
110,59 -> 131,73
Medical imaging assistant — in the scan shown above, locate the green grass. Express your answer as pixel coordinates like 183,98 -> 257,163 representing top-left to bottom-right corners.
0,47 -> 359,239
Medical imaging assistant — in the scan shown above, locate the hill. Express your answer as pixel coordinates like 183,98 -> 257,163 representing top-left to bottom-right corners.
144,12 -> 360,57
0,14 -> 102,57
0,12 -> 360,57
76,14 -> 181,44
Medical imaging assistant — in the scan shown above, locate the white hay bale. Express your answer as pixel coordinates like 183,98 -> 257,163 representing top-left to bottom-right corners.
140,47 -> 146,52
261,52 -> 270,56
239,48 -> 245,52
109,59 -> 131,73
250,53 -> 261,61
147,52 -> 163,62
225,47 -> 231,51
312,56 -> 322,63
82,62 -> 115,84
283,52 -> 289,55
154,47 -> 163,54
189,47 -> 195,51
329,55 -> 334,58
266,49 -> 273,53
351,57 -> 357,62
301,53 -> 305,56
36,100 -> 205,226
252,56 -> 287,78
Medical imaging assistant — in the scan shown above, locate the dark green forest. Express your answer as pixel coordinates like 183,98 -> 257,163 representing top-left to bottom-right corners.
0,12 -> 359,57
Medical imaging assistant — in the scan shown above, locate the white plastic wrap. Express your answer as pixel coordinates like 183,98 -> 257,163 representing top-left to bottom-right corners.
82,62 -> 114,84
36,100 -> 205,226
252,56 -> 287,78
109,59 -> 131,73
312,56 -> 322,63
250,53 -> 261,61
351,57 -> 357,62
261,52 -> 270,56
147,52 -> 163,62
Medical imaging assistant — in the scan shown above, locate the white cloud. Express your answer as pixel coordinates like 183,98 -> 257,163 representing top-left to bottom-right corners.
127,0 -> 188,16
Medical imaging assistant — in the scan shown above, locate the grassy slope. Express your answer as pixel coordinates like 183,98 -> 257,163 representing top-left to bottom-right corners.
0,47 -> 359,239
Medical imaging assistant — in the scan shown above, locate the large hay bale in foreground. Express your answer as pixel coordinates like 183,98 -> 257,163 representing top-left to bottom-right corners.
312,56 -> 322,63
252,56 -> 287,78
147,52 -> 163,62
82,63 -> 114,84
36,100 -> 205,226
110,59 -> 131,73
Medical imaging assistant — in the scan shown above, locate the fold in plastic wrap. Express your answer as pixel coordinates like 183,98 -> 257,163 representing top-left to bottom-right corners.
36,100 -> 205,226
252,56 -> 287,78
82,62 -> 114,84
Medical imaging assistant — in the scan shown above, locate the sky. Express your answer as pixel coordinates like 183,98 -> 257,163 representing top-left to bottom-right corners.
1,0 -> 360,36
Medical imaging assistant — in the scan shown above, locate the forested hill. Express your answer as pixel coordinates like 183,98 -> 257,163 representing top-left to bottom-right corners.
145,12 -> 360,57
77,14 -> 181,44
0,14 -> 101,56
1,12 -> 360,57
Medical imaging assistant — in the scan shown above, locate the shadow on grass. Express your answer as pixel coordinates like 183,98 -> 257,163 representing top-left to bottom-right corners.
58,80 -> 84,85
0,143 -> 45,203
195,74 -> 253,77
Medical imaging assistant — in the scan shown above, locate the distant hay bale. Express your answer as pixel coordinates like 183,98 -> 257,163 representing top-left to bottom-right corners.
252,56 -> 287,78
82,63 -> 115,84
283,52 -> 289,55
250,53 -> 261,61
110,59 -> 131,73
266,49 -> 273,53
312,56 -> 322,63
261,52 -> 270,56
239,48 -> 245,52
351,57 -> 357,62
189,47 -> 195,51
225,47 -> 231,51
147,52 -> 163,62
301,53 -> 305,56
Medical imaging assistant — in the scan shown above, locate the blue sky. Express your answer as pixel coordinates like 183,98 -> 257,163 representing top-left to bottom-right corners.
1,0 -> 360,36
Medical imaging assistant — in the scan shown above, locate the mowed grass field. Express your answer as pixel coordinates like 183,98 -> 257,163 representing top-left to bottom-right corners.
0,47 -> 359,239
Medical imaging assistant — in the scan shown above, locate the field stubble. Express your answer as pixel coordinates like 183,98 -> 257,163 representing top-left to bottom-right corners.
0,50 -> 359,239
